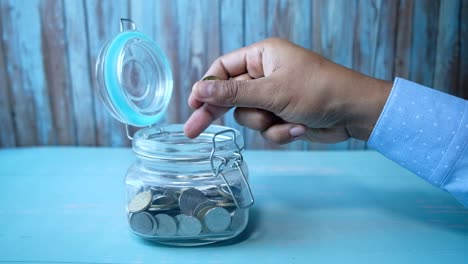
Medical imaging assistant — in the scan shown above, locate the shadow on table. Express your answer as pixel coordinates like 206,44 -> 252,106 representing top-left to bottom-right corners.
264,173 -> 468,236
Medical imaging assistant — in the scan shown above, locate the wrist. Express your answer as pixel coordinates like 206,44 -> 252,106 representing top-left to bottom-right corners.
345,76 -> 393,141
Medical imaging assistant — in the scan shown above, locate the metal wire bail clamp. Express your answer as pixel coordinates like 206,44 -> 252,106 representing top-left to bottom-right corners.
210,129 -> 254,209
120,18 -> 137,32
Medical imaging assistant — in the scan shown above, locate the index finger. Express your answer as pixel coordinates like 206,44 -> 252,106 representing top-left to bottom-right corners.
184,73 -> 254,138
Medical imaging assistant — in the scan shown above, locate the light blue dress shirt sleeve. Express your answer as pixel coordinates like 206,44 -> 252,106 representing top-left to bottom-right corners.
368,78 -> 468,207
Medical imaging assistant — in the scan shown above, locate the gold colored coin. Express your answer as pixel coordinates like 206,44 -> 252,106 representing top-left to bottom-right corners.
202,76 -> 222,81
216,201 -> 236,208
128,191 -> 152,213
196,205 -> 216,221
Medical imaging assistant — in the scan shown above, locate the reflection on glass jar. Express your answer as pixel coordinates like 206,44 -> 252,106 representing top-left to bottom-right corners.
125,124 -> 252,246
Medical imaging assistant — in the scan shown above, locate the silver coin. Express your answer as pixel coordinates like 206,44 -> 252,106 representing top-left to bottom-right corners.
193,201 -> 216,216
230,209 -> 248,231
154,214 -> 178,236
178,188 -> 208,215
128,191 -> 152,213
175,214 -> 187,223
203,207 -> 231,233
176,214 -> 202,236
129,212 -> 158,235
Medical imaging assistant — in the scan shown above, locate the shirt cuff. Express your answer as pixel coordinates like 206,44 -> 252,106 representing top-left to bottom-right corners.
368,78 -> 468,190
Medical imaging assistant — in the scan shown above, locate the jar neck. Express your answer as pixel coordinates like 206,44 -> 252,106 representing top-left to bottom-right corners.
134,151 -> 242,176
132,124 -> 244,161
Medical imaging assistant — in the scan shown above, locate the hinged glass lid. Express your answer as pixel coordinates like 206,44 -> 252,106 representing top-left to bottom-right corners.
95,18 -> 173,127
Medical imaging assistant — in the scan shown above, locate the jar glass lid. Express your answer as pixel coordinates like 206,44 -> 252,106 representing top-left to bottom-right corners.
95,19 -> 173,127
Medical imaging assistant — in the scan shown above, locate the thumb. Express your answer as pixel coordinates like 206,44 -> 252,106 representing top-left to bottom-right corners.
192,78 -> 281,112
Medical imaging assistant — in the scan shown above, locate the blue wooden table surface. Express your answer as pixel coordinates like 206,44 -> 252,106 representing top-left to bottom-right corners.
0,148 -> 467,263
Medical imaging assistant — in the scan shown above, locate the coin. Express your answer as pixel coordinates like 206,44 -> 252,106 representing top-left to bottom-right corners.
230,209 -> 247,232
154,214 -> 178,236
175,214 -> 187,223
128,191 -> 152,213
148,203 -> 179,212
193,201 -> 216,216
203,207 -> 231,233
129,212 -> 158,235
178,188 -> 208,216
216,198 -> 236,207
196,205 -> 216,220
176,214 -> 202,236
202,75 -> 221,81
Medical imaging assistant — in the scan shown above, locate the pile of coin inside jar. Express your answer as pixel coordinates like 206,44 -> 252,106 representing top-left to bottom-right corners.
127,185 -> 247,238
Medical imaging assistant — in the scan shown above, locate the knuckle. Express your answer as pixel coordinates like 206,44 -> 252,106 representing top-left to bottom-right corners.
264,37 -> 282,44
262,80 -> 289,114
255,110 -> 276,130
221,81 -> 242,104
263,37 -> 287,48
261,130 -> 285,145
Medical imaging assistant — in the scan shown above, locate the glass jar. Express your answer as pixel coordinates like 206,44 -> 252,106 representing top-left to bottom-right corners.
126,124 -> 252,246
95,19 -> 254,246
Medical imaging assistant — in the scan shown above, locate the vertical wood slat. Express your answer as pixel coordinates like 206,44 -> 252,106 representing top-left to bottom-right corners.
63,0 -> 96,146
354,0 -> 379,78
0,4 -> 16,148
1,0 -> 53,146
460,0 -> 468,99
128,0 -> 155,40
410,0 -> 440,87
373,0 -> 398,82
153,1 -> 180,125
40,0 -> 76,145
84,0 -> 129,147
394,0 -> 414,79
174,0 -> 190,126
433,0 -> 461,94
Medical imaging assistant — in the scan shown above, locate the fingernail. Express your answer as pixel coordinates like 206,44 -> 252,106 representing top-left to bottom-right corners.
290,125 -> 306,138
197,82 -> 213,98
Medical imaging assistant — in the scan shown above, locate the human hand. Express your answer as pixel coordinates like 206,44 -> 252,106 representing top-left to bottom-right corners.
184,38 -> 392,144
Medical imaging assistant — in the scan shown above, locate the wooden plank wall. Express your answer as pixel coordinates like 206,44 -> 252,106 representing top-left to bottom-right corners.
0,0 -> 466,149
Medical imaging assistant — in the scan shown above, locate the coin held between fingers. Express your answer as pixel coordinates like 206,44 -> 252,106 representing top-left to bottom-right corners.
202,76 -> 222,81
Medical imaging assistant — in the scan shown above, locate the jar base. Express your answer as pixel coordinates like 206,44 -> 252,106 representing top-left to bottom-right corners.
153,240 -> 217,247
133,229 -> 245,247
138,236 -> 239,247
